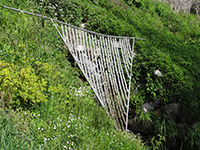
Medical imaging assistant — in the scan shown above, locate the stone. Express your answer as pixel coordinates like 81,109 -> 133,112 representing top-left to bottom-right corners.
155,102 -> 182,122
128,117 -> 154,135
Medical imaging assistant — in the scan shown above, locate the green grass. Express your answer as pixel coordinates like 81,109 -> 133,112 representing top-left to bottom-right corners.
0,97 -> 146,149
0,0 -> 200,149
0,0 -> 147,149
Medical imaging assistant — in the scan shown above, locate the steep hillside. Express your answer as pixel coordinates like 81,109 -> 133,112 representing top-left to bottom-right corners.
0,0 -> 200,149
0,0 -> 147,150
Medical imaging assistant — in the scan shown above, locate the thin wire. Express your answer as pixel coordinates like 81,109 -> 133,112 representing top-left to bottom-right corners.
2,5 -> 145,40
3,4 -> 139,131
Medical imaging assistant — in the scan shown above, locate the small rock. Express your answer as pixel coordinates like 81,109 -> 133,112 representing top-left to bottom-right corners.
155,102 -> 182,122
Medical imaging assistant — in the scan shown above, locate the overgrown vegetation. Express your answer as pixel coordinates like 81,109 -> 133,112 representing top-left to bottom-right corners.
0,0 -> 147,149
0,0 -> 199,149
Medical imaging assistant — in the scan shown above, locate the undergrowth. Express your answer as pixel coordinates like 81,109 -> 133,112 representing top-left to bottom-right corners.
0,0 -> 147,149
0,0 -> 200,149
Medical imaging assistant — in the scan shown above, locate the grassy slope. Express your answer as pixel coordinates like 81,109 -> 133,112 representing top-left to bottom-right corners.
0,0 -> 200,149
0,0 -> 147,150
93,0 -> 200,118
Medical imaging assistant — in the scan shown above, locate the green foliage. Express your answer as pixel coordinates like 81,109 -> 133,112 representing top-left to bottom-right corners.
0,0 -> 200,149
0,95 -> 147,150
34,0 -> 83,26
186,124 -> 200,150
0,108 -> 32,149
139,111 -> 152,124
150,134 -> 165,150
145,73 -> 163,101
130,91 -> 144,114
132,49 -> 193,104
0,61 -> 47,108
153,116 -> 179,143
0,0 -> 148,149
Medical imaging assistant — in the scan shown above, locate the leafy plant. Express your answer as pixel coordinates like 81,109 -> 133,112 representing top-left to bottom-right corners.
150,134 -> 165,150
153,115 -> 179,144
0,61 -> 47,108
0,0 -> 200,149
186,124 -> 200,149
139,111 -> 152,124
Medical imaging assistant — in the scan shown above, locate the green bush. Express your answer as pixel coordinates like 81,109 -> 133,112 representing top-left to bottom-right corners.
0,61 -> 47,108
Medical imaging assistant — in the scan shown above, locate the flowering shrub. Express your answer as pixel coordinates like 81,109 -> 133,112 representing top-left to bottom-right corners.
0,61 -> 47,108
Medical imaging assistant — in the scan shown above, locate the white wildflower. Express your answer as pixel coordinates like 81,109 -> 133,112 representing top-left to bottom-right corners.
154,70 -> 162,77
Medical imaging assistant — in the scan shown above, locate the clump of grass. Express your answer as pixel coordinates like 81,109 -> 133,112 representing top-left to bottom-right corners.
0,108 -> 32,149
0,94 -> 147,150
186,124 -> 200,149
